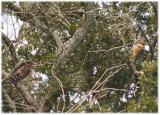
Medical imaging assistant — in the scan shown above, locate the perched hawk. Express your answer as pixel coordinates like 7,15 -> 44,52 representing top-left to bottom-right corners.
130,39 -> 145,64
9,60 -> 33,83
130,39 -> 145,72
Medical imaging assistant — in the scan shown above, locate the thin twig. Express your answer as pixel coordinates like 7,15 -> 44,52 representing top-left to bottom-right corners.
2,100 -> 37,111
91,63 -> 127,91
51,65 -> 66,112
93,68 -> 123,92
93,88 -> 129,93
88,43 -> 132,53
57,98 -> 60,112
67,64 -> 126,112
2,88 -> 17,112
39,86 -> 52,112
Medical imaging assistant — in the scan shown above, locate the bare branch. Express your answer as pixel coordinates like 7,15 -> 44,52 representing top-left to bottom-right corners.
53,30 -> 64,57
2,100 -> 37,111
88,43 -> 132,53
93,68 -> 123,92
14,83 -> 40,112
7,3 -> 34,22
2,69 -> 41,112
90,63 -> 127,91
51,65 -> 66,112
2,87 -> 17,112
39,85 -> 52,112
93,87 -> 129,93
67,64 -> 127,112
150,2 -> 158,24
137,24 -> 149,43
57,15 -> 94,63
2,33 -> 18,65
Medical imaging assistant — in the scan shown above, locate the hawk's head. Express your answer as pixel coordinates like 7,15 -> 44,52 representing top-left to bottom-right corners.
135,39 -> 145,45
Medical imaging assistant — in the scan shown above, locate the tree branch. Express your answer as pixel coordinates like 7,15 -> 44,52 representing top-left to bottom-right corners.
2,87 -> 17,112
2,70 -> 41,112
53,30 -> 64,57
137,24 -> 149,43
14,83 -> 40,112
66,64 -> 126,112
7,2 -> 34,22
2,33 -> 18,65
150,2 -> 158,24
88,42 -> 132,53
51,66 -> 65,112
57,15 -> 94,63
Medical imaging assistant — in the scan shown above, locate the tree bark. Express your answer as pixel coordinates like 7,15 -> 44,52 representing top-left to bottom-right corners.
57,15 -> 94,63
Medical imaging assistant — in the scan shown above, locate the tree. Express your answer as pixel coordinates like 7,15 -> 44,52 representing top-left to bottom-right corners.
2,2 -> 158,112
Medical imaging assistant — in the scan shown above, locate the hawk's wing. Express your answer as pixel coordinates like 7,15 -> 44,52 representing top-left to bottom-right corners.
9,61 -> 32,83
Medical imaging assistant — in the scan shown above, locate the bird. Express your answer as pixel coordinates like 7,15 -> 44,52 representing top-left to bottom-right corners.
130,39 -> 145,73
9,60 -> 33,83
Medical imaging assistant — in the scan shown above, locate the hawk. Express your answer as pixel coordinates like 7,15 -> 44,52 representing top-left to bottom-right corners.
9,60 -> 33,83
130,39 -> 145,72
130,39 -> 145,64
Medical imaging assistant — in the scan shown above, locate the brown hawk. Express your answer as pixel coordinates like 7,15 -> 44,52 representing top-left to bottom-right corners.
9,60 -> 33,83
130,39 -> 145,64
130,39 -> 145,72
